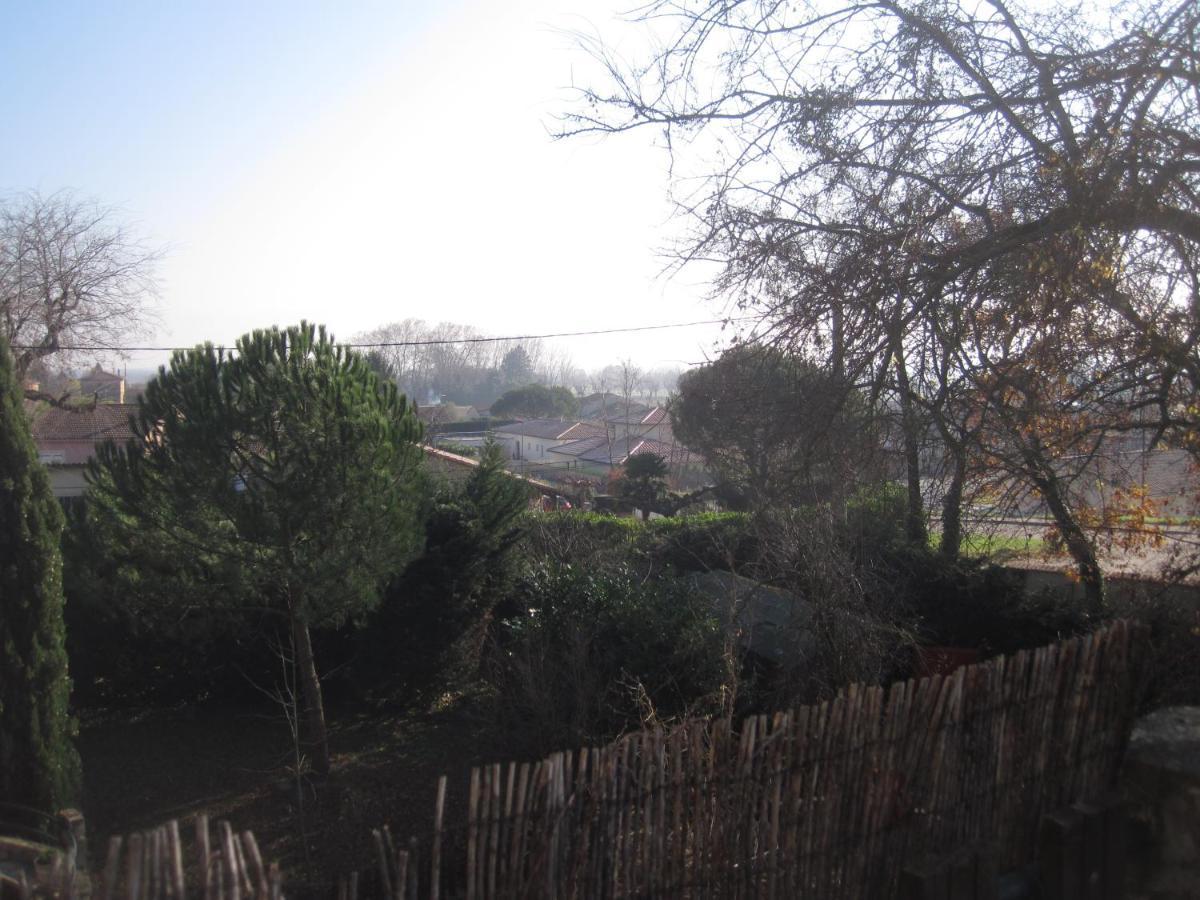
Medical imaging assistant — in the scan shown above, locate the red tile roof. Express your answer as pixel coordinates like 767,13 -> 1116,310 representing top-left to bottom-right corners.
30,403 -> 137,444
640,407 -> 669,426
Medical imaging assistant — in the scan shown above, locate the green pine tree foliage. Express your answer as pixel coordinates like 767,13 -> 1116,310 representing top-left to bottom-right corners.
369,439 -> 531,696
618,452 -> 670,520
0,334 -> 82,811
87,323 -> 426,772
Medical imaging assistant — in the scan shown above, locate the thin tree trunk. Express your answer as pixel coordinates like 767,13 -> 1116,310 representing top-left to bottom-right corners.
892,348 -> 927,546
1019,433 -> 1107,610
1034,468 -> 1106,613
290,611 -> 332,776
831,305 -> 845,379
939,442 -> 967,560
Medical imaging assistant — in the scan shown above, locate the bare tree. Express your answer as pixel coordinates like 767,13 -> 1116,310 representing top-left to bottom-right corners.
565,0 -> 1200,599
353,318 -> 579,407
1,192 -> 159,379
618,357 -> 643,437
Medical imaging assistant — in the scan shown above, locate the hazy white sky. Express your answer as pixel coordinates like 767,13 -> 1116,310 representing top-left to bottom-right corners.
0,0 -> 733,373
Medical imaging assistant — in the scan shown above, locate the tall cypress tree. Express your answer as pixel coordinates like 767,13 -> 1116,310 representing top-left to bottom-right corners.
0,334 -> 81,811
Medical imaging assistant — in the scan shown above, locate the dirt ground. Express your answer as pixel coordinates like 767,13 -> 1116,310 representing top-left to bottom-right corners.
78,698 -> 507,898
975,514 -> 1200,583
1006,534 -> 1200,583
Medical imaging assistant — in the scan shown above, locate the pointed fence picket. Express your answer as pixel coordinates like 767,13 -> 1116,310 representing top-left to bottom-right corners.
37,621 -> 1134,900
347,619 -> 1136,899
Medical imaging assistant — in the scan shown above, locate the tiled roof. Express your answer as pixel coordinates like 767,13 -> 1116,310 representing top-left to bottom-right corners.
30,403 -> 138,443
546,436 -> 609,458
574,436 -> 702,467
80,369 -> 124,384
628,438 -> 695,461
492,419 -> 605,441
578,393 -> 651,420
640,407 -> 669,426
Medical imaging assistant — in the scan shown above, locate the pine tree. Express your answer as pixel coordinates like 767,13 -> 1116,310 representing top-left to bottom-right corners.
618,453 -> 670,520
88,323 -> 425,773
0,334 -> 82,811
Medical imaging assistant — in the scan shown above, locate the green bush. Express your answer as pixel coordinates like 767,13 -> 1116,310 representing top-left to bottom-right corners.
521,511 -> 755,576
841,482 -> 910,558
61,501 -> 286,707
893,552 -> 1083,651
639,513 -> 758,572
363,441 -> 530,700
487,564 -> 728,754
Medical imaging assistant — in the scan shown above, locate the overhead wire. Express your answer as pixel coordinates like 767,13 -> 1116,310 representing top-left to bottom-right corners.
10,316 -> 756,354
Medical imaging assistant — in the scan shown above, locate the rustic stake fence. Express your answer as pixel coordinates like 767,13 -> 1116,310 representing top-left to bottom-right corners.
94,815 -> 283,900
2,814 -> 284,900
350,619 -> 1137,899
11,622 -> 1136,899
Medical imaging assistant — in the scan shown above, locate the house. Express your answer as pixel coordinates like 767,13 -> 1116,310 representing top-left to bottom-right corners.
78,365 -> 126,403
491,419 -> 606,462
594,405 -> 673,443
578,392 -> 650,421
548,433 -> 707,489
421,444 -> 582,506
27,402 -> 138,498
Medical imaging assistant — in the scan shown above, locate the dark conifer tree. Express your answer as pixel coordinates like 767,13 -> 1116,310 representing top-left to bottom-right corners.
369,439 -> 530,694
0,334 -> 82,811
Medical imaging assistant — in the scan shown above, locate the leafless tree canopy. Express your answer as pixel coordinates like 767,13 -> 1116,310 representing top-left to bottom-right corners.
566,0 -> 1197,372
564,0 -> 1200,602
0,192 -> 160,376
353,318 -> 582,406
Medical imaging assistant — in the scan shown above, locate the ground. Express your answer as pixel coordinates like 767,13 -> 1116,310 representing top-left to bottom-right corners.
79,697 -> 504,898
965,516 -> 1200,582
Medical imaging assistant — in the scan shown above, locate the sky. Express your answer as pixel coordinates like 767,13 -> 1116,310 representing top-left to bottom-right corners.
0,0 -> 734,375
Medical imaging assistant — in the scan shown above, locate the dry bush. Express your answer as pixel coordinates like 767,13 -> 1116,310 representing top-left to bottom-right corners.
748,507 -> 918,706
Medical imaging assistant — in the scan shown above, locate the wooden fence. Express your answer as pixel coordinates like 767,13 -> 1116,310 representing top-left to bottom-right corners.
11,621 -> 1137,899
1,814 -> 282,900
350,619 -> 1138,899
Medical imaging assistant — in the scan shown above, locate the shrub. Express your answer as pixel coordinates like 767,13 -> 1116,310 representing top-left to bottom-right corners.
363,440 -> 530,700
520,511 -> 643,571
1109,584 -> 1200,711
61,492 -> 282,707
748,508 -> 916,704
487,564 -> 727,755
639,513 -> 758,573
520,510 -> 755,576
840,482 -> 910,560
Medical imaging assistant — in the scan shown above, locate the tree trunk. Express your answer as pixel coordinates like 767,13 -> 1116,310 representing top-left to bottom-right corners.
1035,469 -> 1106,613
291,611 -> 332,775
1036,475 -> 1099,619
893,350 -> 928,546
831,305 -> 845,379
939,443 -> 967,561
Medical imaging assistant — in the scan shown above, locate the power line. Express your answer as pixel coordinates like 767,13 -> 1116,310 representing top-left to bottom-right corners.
12,317 -> 754,354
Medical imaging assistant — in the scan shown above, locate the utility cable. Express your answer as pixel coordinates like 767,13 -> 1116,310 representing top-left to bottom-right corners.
11,316 -> 754,354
